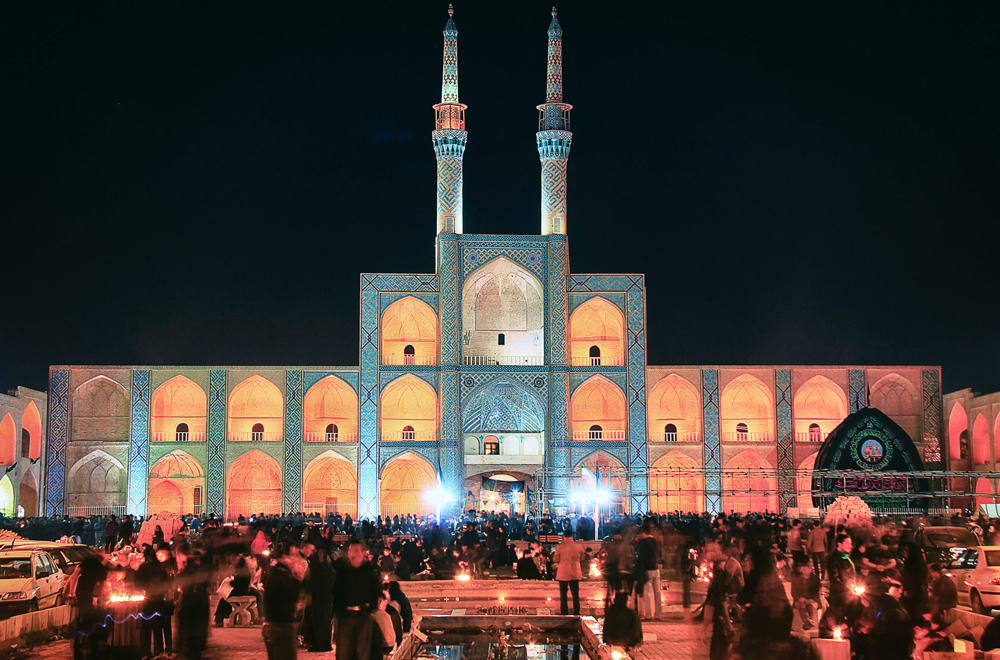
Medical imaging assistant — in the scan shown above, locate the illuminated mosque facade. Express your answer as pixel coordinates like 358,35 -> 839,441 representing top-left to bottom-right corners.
7,9 -> 989,521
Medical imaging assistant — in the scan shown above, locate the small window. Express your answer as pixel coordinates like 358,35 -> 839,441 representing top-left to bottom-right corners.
664,424 -> 677,442
485,440 -> 500,455
808,423 -> 822,442
193,487 -> 202,507
326,423 -> 339,442
21,429 -> 30,458
176,422 -> 189,442
402,425 -> 415,440
251,423 -> 265,441
553,217 -> 562,233
589,346 -> 601,366
404,345 -> 415,366
498,334 -> 505,346
736,423 -> 749,439
589,424 -> 603,440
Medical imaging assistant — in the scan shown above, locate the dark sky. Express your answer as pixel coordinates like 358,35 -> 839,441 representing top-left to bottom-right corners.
5,2 -> 998,395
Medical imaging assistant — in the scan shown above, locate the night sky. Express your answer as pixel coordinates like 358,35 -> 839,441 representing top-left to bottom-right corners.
5,2 -> 998,395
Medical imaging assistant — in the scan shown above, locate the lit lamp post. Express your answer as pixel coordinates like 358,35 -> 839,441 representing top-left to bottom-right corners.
424,484 -> 453,523
571,489 -> 609,541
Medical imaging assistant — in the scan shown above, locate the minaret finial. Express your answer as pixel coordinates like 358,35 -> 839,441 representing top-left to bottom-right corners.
551,6 -> 557,18
448,3 -> 454,17
432,5 -> 468,237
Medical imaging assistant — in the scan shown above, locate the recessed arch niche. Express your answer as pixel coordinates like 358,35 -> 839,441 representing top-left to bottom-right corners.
151,376 -> 207,442
569,297 -> 624,365
647,374 -> 701,442
722,449 -> 778,514
720,374 -> 774,442
380,375 -> 437,440
228,375 -> 283,440
571,376 -> 626,440
379,452 -> 437,518
148,450 -> 205,515
461,257 -> 544,360
226,450 -> 282,516
381,296 -> 438,365
22,401 -> 41,460
304,376 -> 358,442
72,376 -> 129,442
793,376 -> 848,442
649,451 -> 703,513
303,451 -> 358,516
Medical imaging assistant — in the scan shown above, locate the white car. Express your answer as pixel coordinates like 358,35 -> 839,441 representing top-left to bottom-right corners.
0,550 -> 65,618
960,546 -> 1000,614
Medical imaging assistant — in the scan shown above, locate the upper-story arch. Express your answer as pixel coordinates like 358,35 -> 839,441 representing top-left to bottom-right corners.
569,297 -> 624,366
461,257 -> 544,363
21,401 -> 41,460
949,401 -> 968,461
973,413 -> 990,465
463,380 -> 545,433
793,376 -> 848,443
571,376 -> 626,440
382,296 -> 437,365
870,373 -> 918,416
647,374 -> 701,442
72,376 -> 129,442
151,376 -> 207,442
228,375 -> 283,441
380,375 -> 437,441
720,374 -> 774,442
304,376 -> 358,442
0,414 -> 15,465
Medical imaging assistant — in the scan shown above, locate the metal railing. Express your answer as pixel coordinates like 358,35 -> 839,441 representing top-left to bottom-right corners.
152,431 -> 206,442
147,504 -> 203,517
572,430 -> 626,440
64,504 -> 127,518
795,432 -> 826,443
228,431 -> 283,442
649,432 -> 700,443
462,355 -> 544,366
304,432 -> 358,443
225,503 -> 282,521
302,502 -> 359,517
569,357 -> 625,366
381,431 -> 436,441
382,355 -> 436,366
720,432 -> 773,443
380,503 -> 434,519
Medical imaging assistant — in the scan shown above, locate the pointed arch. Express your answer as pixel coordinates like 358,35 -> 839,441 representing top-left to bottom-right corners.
303,451 -> 357,516
18,470 -> 37,517
722,450 -> 778,514
149,450 -> 204,478
571,376 -> 627,439
381,297 -> 438,365
973,413 -> 991,465
975,477 -> 994,508
66,449 -> 126,515
650,451 -> 703,513
304,376 -> 359,442
949,402 -> 968,461
22,401 -> 41,460
647,374 -> 701,442
0,414 -> 14,465
569,297 -> 625,365
796,453 -> 818,512
870,373 -> 918,416
0,476 -> 13,517
720,374 -> 774,442
793,376 -> 848,442
72,375 -> 129,442
379,451 -> 437,517
380,375 -> 437,440
228,375 -> 283,440
571,451 -> 627,509
151,376 -> 207,441
226,450 -> 282,517
461,257 -> 545,360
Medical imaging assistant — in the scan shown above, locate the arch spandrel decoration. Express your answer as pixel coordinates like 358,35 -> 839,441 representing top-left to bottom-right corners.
462,380 -> 546,434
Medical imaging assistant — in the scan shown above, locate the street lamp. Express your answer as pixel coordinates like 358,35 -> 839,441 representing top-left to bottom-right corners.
424,484 -> 453,522
571,489 -> 609,541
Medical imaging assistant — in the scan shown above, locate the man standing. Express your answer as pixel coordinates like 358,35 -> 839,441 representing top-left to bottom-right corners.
822,533 -> 856,638
263,549 -> 304,660
807,523 -> 828,579
333,540 -> 382,660
104,515 -> 119,552
554,529 -> 584,615
636,521 -> 662,621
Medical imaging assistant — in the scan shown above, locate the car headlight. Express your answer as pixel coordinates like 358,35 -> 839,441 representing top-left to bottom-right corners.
1,592 -> 28,600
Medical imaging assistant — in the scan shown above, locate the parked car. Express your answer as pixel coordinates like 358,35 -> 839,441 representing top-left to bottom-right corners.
0,549 -> 65,617
2,540 -> 93,573
902,526 -> 980,567
959,546 -> 1000,614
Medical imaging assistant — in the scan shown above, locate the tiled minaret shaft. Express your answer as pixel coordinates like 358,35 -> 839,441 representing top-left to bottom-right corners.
433,5 -> 468,235
537,8 -> 572,236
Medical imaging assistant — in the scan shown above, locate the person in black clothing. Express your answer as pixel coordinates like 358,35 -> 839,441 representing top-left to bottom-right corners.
333,540 -> 382,660
73,555 -> 108,660
822,533 -> 857,639
263,550 -> 304,660
136,547 -> 172,659
120,515 -> 135,545
517,550 -> 543,579
104,515 -> 119,552
214,558 -> 254,626
175,548 -> 210,660
303,546 -> 336,652
387,582 -> 413,636
700,562 -> 733,660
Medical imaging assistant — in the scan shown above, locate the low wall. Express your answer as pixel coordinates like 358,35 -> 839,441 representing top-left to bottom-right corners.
0,605 -> 74,643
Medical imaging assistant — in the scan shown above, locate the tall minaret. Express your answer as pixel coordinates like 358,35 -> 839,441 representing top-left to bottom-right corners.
537,7 -> 572,236
433,4 -> 468,235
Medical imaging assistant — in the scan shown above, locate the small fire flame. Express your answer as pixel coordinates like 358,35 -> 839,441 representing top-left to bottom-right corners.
833,628 -> 843,641
455,572 -> 471,582
589,561 -> 601,578
109,594 -> 145,603
851,584 -> 866,596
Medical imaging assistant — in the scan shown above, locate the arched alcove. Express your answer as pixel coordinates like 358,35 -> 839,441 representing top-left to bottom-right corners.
973,414 -> 990,465
148,450 -> 205,515
22,401 -> 41,460
870,373 -> 918,416
0,476 -> 13,517
380,375 -> 437,440
303,451 -> 358,516
720,375 -> 774,442
649,451 -> 703,513
647,374 -> 701,442
461,257 -> 544,362
0,414 -> 15,465
304,376 -> 359,442
722,450 -> 778,514
226,450 -> 282,517
228,375 -> 283,441
66,450 -> 126,515
380,452 -> 437,518
72,376 -> 129,442
18,471 -> 37,517
949,402 -> 968,461
382,297 -> 438,365
571,376 -> 626,440
571,451 -> 627,512
569,297 -> 625,365
151,376 -> 207,442
793,376 -> 848,442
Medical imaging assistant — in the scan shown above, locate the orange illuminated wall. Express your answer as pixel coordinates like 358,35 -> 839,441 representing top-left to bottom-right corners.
796,453 -> 817,512
148,450 -> 205,515
18,471 -> 37,517
870,373 -> 918,416
303,376 -> 358,440
720,375 -> 774,440
647,374 -> 701,441
793,376 -> 848,442
569,297 -> 624,365
226,450 -> 282,515
571,376 -> 626,438
303,452 -> 357,511
382,297 -> 438,364
949,402 -> 968,461
0,414 -> 14,465
973,414 -> 990,465
722,450 -> 777,514
380,452 -> 436,516
975,477 -> 994,508
571,451 -> 627,503
228,375 -> 283,439
380,375 -> 437,439
151,376 -> 207,441
22,401 -> 41,460
650,451 -> 703,513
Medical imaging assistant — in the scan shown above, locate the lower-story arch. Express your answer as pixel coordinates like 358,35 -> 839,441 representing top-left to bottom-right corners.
18,471 -> 37,517
571,451 -> 628,515
796,453 -> 818,513
0,476 -> 12,516
649,451 -> 703,514
148,450 -> 205,516
722,450 -> 778,515
227,450 -> 282,519
379,452 -> 437,519
304,451 -> 358,518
